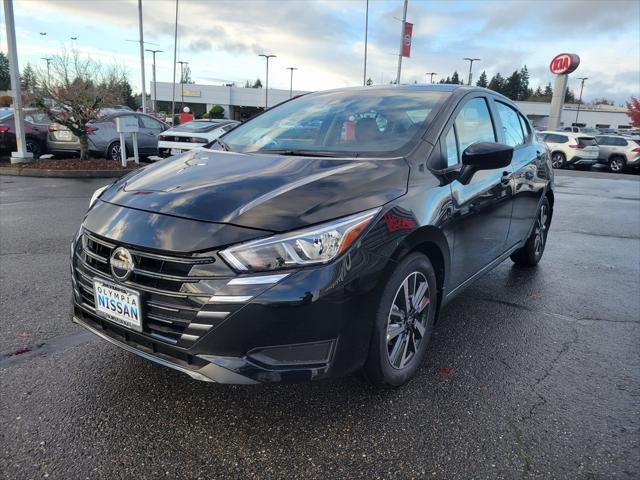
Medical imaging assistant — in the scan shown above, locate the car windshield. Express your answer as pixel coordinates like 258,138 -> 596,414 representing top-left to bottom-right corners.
220,89 -> 448,156
0,112 -> 13,122
173,121 -> 224,133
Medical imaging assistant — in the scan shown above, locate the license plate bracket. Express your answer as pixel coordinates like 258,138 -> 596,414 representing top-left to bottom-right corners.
93,278 -> 143,332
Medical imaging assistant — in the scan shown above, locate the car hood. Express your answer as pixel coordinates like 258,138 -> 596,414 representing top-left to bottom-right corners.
101,149 -> 409,232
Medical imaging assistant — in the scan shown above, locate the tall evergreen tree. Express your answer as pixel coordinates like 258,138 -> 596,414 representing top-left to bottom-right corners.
504,70 -> 522,100
519,65 -> 531,100
21,63 -> 38,93
450,71 -> 461,85
543,83 -> 553,97
0,52 -> 10,91
487,73 -> 505,95
252,78 -> 263,88
565,87 -> 576,103
476,71 -> 488,88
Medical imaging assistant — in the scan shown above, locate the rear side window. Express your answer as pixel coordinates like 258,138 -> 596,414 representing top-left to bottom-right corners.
546,134 -> 568,143
577,137 -> 597,147
613,137 -> 628,146
454,98 -> 496,154
495,101 -> 525,147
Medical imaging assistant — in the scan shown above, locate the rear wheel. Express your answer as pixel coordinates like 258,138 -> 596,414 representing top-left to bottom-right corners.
609,156 -> 626,173
364,253 -> 438,387
511,197 -> 551,267
551,152 -> 565,169
107,141 -> 122,161
25,138 -> 41,158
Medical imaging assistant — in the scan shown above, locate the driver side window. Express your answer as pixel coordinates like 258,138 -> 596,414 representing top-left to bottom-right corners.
454,98 -> 496,154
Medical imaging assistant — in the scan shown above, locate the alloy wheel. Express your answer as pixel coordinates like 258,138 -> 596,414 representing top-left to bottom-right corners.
610,158 -> 624,173
110,143 -> 121,161
386,272 -> 430,370
533,203 -> 548,256
551,153 -> 564,169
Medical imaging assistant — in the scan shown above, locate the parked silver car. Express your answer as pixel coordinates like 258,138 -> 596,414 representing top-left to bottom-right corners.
594,135 -> 640,173
47,112 -> 169,159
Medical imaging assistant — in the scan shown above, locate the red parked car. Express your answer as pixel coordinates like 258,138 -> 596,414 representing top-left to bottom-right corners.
0,110 -> 50,158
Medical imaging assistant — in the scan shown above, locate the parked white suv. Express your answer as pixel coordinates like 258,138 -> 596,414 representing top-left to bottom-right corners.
158,119 -> 239,157
594,135 -> 640,173
539,131 -> 600,169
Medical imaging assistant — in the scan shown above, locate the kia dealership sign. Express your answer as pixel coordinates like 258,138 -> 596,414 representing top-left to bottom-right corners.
549,53 -> 580,75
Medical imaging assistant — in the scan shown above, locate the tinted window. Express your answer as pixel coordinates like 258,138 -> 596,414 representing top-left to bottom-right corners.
495,102 -> 525,147
454,97 -> 495,154
613,137 -> 628,146
595,136 -> 608,145
221,90 -> 448,155
577,137 -> 597,147
545,134 -> 568,143
139,115 -> 164,130
445,127 -> 459,166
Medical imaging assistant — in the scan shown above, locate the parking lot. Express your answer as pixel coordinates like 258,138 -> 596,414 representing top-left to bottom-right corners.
0,169 -> 638,479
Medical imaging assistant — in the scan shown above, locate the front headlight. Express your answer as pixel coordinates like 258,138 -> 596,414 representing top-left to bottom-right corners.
220,209 -> 380,272
89,184 -> 110,209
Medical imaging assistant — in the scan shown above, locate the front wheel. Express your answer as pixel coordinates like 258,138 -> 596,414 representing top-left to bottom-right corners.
364,253 -> 438,387
511,197 -> 551,267
609,156 -> 626,173
551,152 -> 565,169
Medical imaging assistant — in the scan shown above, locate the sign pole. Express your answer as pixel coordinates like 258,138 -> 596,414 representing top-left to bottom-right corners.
395,0 -> 408,84
132,133 -> 139,164
119,133 -> 127,167
547,53 -> 580,131
3,0 -> 33,163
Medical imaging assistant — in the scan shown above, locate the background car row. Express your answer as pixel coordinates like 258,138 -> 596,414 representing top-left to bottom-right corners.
0,108 -> 236,160
538,130 -> 640,173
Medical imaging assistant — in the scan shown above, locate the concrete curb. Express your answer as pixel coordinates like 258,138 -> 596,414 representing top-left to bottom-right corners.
0,168 -> 131,178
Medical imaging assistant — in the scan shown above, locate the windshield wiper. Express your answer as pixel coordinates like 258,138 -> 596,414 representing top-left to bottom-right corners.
257,149 -> 356,158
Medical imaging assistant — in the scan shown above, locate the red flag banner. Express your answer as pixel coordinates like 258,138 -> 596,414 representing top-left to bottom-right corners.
402,22 -> 413,58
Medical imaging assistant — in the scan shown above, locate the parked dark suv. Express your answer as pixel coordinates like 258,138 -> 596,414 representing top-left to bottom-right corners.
71,85 -> 554,386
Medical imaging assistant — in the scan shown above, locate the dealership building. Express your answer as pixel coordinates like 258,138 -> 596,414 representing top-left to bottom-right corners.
152,81 -> 632,130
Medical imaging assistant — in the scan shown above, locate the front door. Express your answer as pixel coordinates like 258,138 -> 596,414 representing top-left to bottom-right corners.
137,115 -> 166,154
446,96 -> 513,289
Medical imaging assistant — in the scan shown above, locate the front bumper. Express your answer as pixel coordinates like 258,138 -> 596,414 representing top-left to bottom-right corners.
71,227 -> 387,384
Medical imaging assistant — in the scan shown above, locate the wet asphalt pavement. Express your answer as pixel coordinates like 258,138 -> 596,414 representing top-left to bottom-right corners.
1,170 -> 639,479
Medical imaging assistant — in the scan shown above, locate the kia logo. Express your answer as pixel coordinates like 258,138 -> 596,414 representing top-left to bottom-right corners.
549,53 -> 580,75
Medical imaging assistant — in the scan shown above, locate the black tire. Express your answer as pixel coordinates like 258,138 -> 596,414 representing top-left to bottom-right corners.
25,138 -> 41,158
107,141 -> 122,161
511,197 -> 551,267
609,156 -> 626,173
551,152 -> 565,169
364,253 -> 438,387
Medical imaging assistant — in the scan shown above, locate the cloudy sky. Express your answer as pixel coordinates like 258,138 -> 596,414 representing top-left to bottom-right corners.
3,0 -> 639,104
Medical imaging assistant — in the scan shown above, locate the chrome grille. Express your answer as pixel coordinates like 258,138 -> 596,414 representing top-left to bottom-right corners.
72,231 -> 225,348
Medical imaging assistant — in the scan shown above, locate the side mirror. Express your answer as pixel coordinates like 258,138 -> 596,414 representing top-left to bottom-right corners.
458,142 -> 513,184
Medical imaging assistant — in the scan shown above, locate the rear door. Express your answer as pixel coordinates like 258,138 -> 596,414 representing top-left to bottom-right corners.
447,95 -> 513,288
492,99 -> 543,247
137,115 -> 166,153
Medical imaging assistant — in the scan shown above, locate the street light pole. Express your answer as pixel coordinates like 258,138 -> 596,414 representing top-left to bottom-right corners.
363,0 -> 369,86
171,0 -> 179,120
395,0 -> 408,84
41,57 -> 52,84
137,0 -> 147,113
258,54 -> 276,109
426,72 -> 437,84
463,57 -> 480,86
4,0 -> 32,163
575,77 -> 588,125
146,49 -> 162,112
286,67 -> 297,98
177,61 -> 188,111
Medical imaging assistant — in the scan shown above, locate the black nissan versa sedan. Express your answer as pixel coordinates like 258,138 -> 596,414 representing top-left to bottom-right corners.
71,84 -> 554,387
